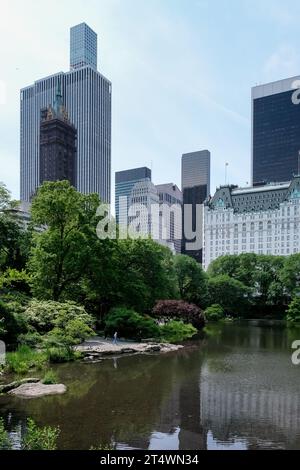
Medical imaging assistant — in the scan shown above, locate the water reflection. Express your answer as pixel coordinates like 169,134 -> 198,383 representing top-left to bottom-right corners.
1,322 -> 300,450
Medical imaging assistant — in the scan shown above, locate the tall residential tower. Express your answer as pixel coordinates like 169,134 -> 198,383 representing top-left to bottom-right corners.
20,23 -> 111,202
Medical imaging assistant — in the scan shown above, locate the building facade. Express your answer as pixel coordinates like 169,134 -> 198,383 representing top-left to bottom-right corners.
156,183 -> 183,254
203,177 -> 300,270
20,23 -> 111,203
115,167 -> 152,226
70,23 -> 97,71
252,76 -> 300,185
40,84 -> 77,187
181,150 -> 211,263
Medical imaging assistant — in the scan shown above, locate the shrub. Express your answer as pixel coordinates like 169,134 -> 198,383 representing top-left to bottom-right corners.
42,370 -> 58,385
152,300 -> 206,330
159,321 -> 197,343
22,418 -> 60,450
46,346 -> 80,363
0,300 -> 27,346
18,331 -> 42,348
286,297 -> 300,324
6,345 -> 48,374
24,300 -> 94,334
104,307 -> 160,340
205,304 -> 225,322
49,319 -> 94,346
0,418 -> 12,450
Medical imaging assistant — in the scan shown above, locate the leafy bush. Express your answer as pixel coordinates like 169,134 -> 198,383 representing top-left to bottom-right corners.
18,331 -> 42,348
0,269 -> 31,295
24,300 -> 94,334
0,418 -> 12,450
42,370 -> 58,385
6,345 -> 47,374
104,307 -> 160,340
205,304 -> 225,322
0,300 -> 27,345
152,300 -> 206,330
22,418 -> 60,450
159,321 -> 197,343
46,345 -> 80,363
286,297 -> 300,324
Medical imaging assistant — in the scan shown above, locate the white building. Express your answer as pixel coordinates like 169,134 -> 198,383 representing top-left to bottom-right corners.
156,183 -> 182,254
203,177 -> 300,270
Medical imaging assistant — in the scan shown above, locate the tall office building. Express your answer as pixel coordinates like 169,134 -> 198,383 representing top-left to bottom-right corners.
181,150 -> 211,263
115,167 -> 152,226
252,76 -> 300,185
70,23 -> 97,71
20,23 -> 111,203
156,183 -> 182,254
40,83 -> 77,187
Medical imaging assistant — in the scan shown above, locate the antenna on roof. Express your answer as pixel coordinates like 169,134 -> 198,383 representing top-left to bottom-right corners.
225,162 -> 229,185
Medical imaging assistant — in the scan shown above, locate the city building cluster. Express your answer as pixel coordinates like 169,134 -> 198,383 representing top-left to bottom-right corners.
17,23 -> 300,269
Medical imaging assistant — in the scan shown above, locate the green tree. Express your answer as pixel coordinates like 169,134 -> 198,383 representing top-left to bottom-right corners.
280,254 -> 300,300
286,297 -> 300,324
29,181 -> 100,301
207,275 -> 249,315
174,254 -> 208,307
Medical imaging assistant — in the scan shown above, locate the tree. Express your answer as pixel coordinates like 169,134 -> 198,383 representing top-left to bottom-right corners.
104,307 -> 160,340
207,275 -> 249,315
286,297 -> 300,324
152,300 -> 206,330
29,181 -> 100,301
174,254 -> 208,308
204,304 -> 225,322
280,254 -> 300,300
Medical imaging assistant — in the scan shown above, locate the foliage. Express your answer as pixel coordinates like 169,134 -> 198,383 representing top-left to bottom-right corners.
0,418 -> 12,450
29,180 -> 101,301
0,269 -> 31,295
205,304 -> 225,322
207,275 -> 249,315
22,418 -> 60,450
286,297 -> 300,324
159,320 -> 197,343
42,370 -> 58,385
18,331 -> 42,348
0,299 -> 27,345
280,254 -> 300,299
174,255 -> 208,308
152,300 -> 206,330
104,307 -> 160,340
6,345 -> 47,374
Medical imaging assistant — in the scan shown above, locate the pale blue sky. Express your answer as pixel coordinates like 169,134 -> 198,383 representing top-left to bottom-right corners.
1,0 -> 300,200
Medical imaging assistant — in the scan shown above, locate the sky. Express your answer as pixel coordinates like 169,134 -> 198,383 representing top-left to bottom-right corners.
1,0 -> 300,201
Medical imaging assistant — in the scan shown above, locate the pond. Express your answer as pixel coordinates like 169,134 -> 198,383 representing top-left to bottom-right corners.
1,321 -> 300,450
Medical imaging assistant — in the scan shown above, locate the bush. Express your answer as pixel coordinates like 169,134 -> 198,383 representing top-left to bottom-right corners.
18,331 -> 42,348
152,300 -> 206,330
24,300 -> 94,334
46,346 -> 80,364
286,297 -> 300,324
22,418 -> 60,450
104,307 -> 160,340
205,304 -> 225,322
159,321 -> 197,343
0,300 -> 27,346
42,370 -> 58,385
6,345 -> 48,374
48,319 -> 94,346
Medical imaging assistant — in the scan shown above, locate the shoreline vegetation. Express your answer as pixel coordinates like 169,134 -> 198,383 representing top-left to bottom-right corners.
1,179 -> 300,383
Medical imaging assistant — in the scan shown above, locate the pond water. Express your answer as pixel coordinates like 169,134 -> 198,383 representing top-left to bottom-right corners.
1,321 -> 300,450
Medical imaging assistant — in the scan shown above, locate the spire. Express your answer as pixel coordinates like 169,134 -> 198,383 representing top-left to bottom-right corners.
53,79 -> 63,116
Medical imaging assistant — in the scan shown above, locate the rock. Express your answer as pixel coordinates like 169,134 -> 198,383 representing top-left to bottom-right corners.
8,382 -> 66,398
0,378 -> 40,394
145,345 -> 161,352
120,348 -> 136,354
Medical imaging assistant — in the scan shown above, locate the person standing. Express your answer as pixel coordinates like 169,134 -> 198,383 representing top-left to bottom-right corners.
113,331 -> 118,345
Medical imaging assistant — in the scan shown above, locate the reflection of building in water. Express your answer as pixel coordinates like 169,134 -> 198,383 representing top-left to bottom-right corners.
200,362 -> 300,449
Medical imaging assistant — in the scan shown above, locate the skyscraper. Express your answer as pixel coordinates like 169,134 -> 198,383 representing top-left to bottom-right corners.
252,76 -> 300,185
20,23 -> 111,203
156,183 -> 182,254
70,23 -> 97,71
181,150 -> 211,263
115,167 -> 152,226
40,83 -> 77,187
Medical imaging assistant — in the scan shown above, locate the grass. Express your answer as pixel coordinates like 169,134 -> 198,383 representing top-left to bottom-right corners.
42,370 -> 58,385
6,345 -> 48,375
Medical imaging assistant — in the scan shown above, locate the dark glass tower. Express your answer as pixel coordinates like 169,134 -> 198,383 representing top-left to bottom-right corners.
40,84 -> 77,187
252,77 -> 300,184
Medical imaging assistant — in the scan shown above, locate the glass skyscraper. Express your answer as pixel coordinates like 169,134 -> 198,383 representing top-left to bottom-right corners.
252,76 -> 300,185
20,24 -> 111,203
70,23 -> 97,71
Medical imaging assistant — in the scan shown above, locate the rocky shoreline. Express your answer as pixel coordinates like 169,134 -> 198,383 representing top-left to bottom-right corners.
75,338 -> 183,363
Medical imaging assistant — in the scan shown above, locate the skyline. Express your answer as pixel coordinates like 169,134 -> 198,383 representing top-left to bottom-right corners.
3,0 -> 300,201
